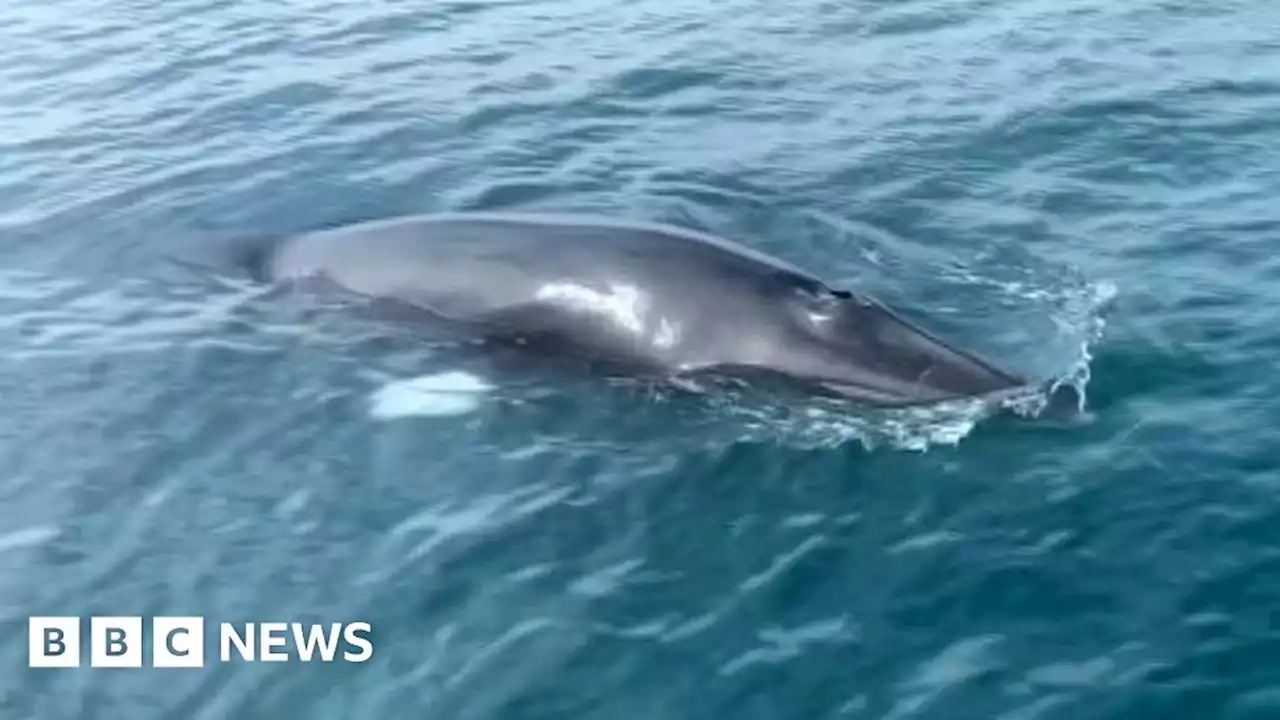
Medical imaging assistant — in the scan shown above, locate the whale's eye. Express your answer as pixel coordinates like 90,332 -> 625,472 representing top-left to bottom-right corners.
828,289 -> 854,300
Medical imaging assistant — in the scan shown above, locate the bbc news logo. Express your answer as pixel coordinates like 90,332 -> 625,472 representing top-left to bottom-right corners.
29,617 -> 373,668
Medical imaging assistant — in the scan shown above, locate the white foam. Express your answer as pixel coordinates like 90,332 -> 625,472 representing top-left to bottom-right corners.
367,371 -> 495,419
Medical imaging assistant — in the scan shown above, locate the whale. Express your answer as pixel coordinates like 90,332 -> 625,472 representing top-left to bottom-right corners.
191,211 -> 1035,407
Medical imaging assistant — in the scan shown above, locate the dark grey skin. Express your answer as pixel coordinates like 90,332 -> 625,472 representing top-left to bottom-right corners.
213,212 -> 1031,407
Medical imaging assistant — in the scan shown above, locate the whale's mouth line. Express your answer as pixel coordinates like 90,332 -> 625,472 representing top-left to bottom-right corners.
815,374 -> 1040,409
815,378 -> 933,407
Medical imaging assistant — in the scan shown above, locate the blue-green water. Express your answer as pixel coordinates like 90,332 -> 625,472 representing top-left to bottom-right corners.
2,0 -> 1279,717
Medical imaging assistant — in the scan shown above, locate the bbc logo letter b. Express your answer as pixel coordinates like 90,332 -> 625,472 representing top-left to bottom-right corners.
29,617 -> 80,668
91,617 -> 142,668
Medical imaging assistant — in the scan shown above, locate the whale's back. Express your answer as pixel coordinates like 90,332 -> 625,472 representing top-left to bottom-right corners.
260,212 -> 823,370
268,213 -> 824,316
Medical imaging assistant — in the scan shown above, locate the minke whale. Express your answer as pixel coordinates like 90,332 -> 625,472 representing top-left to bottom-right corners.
195,211 -> 1035,407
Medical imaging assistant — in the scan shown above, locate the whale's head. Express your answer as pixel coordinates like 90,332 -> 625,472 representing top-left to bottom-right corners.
764,280 -> 1029,407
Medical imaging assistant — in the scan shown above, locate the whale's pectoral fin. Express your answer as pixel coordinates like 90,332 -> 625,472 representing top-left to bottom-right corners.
368,371 -> 496,420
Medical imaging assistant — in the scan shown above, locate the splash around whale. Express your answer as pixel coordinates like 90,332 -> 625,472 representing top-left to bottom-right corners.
190,211 -> 1051,410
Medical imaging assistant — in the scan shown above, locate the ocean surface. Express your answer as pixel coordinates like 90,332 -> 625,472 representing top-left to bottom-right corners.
2,0 -> 1278,717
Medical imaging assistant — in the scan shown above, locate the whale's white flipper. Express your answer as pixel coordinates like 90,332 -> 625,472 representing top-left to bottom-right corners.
368,371 -> 495,419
